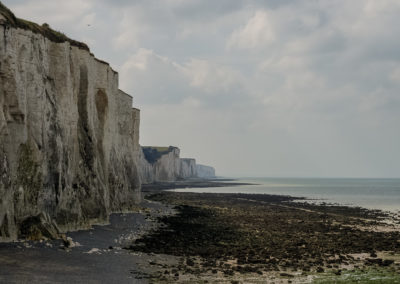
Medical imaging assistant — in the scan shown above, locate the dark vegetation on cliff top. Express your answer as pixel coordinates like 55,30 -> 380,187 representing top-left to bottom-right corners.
142,146 -> 177,164
0,1 -> 89,51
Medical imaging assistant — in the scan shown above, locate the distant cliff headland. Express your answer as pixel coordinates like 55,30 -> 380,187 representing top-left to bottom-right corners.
0,3 -> 214,241
140,146 -> 215,183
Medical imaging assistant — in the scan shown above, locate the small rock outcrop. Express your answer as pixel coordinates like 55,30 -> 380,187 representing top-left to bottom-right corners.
196,164 -> 216,178
0,4 -> 141,241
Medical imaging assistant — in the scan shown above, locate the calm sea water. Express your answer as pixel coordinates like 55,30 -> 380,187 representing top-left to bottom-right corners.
172,178 -> 400,213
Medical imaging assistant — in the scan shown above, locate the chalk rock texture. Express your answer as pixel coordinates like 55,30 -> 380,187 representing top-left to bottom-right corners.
140,147 -> 182,183
180,158 -> 197,179
0,9 -> 141,241
196,164 -> 216,178
140,146 -> 202,183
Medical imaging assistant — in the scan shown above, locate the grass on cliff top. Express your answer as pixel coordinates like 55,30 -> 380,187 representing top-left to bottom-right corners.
144,146 -> 171,152
0,1 -> 89,51
142,146 -> 176,164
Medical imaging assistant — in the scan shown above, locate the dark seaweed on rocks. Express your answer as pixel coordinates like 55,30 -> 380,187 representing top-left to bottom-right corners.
132,204 -> 242,258
129,192 -> 400,274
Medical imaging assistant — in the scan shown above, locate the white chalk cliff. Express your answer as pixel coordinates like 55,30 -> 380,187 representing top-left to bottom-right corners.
180,158 -> 197,179
139,147 -> 199,183
139,147 -> 181,183
196,164 -> 216,178
0,4 -> 141,241
0,3 -> 216,241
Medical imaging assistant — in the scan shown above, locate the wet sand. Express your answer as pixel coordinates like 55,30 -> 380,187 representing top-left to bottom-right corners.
0,179 -> 237,283
0,200 -> 175,284
141,178 -> 254,193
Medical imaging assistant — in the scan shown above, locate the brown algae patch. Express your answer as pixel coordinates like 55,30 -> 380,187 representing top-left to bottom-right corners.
127,192 -> 400,282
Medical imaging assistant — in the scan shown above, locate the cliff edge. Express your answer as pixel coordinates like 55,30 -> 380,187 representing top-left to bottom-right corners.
139,146 -> 198,183
0,3 -> 141,241
196,164 -> 216,178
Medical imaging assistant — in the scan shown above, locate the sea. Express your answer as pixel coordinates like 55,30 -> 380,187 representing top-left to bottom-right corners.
172,177 -> 400,213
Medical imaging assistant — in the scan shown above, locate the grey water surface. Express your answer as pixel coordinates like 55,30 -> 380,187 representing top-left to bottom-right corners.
172,177 -> 400,212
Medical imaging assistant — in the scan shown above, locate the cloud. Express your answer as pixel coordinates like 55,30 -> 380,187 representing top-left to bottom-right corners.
7,0 -> 94,26
184,59 -> 244,94
227,10 -> 275,50
389,67 -> 400,84
2,0 -> 400,177
120,48 -> 189,105
120,48 -> 246,108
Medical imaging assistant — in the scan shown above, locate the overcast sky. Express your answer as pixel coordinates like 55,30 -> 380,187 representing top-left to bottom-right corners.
4,0 -> 400,177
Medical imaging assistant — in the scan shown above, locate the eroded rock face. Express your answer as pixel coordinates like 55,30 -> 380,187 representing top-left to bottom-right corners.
0,20 -> 141,241
196,164 -> 216,178
139,147 -> 201,183
139,147 -> 182,183
180,158 -> 197,179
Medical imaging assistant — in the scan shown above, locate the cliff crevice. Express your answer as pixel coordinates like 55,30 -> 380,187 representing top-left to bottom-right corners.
0,3 -> 141,241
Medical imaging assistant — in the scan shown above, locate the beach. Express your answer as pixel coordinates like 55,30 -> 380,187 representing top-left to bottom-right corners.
1,179 -> 400,283
132,185 -> 400,283
0,199 -> 176,283
1,1 -> 400,283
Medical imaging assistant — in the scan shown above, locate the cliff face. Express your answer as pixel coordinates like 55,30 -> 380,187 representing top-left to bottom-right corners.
0,10 -> 141,241
139,147 -> 199,183
196,164 -> 216,178
140,147 -> 181,183
180,158 -> 197,179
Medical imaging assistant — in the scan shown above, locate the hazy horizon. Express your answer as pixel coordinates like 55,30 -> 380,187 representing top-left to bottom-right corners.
4,0 -> 400,178
222,175 -> 400,179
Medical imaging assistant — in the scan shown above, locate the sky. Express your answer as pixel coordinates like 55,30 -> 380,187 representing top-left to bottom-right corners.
3,0 -> 400,178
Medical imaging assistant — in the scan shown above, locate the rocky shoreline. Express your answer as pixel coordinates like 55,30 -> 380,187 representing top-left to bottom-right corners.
131,188 -> 400,283
0,199 -> 176,283
141,178 -> 254,193
1,180 -> 400,283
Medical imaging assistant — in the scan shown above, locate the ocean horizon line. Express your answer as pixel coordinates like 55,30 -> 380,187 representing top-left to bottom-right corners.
220,176 -> 400,180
